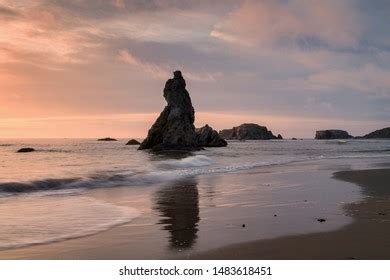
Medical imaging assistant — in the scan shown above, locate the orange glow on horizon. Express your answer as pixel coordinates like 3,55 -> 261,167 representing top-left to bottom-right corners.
0,112 -> 386,139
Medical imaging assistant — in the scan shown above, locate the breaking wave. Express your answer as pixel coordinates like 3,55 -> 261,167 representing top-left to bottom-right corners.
1,153 -> 390,195
158,155 -> 212,168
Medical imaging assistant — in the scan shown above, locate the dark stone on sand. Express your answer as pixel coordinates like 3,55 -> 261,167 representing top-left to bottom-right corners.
126,139 -> 140,145
219,123 -> 279,140
17,148 -> 35,153
378,212 -> 386,216
97,137 -> 117,141
277,134 -> 283,140
139,71 -> 199,151
242,224 -> 246,228
317,218 -> 326,223
195,124 -> 227,147
292,138 -> 298,140
274,214 -> 278,217
362,127 -> 390,139
315,130 -> 353,139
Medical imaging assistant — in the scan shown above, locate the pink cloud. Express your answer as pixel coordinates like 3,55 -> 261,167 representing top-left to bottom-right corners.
113,0 -> 126,9
211,0 -> 361,48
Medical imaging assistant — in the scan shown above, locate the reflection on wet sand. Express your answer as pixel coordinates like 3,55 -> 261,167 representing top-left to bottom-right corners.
154,178 -> 199,250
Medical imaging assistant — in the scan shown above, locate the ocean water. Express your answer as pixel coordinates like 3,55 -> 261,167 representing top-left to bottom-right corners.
0,138 -> 390,254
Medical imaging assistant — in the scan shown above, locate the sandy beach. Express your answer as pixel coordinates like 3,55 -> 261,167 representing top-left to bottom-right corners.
194,168 -> 390,259
0,148 -> 388,260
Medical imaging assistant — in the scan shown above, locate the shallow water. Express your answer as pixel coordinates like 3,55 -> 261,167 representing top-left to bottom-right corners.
1,138 -> 389,193
0,138 -> 389,256
0,193 -> 139,250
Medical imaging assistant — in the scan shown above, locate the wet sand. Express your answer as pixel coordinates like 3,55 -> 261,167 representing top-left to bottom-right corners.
0,163 -> 388,260
0,161 -> 360,260
193,168 -> 390,259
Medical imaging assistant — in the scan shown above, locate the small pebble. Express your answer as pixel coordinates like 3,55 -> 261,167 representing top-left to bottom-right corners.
378,212 -> 386,216
317,218 -> 326,223
274,214 -> 277,217
242,224 -> 246,228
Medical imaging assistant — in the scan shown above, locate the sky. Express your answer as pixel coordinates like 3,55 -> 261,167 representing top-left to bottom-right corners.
0,0 -> 389,138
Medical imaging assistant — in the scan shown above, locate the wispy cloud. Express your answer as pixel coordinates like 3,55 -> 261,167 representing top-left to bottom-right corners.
0,3 -> 103,68
118,49 -> 221,81
211,0 -> 361,49
118,49 -> 170,79
0,4 -> 18,18
305,64 -> 390,96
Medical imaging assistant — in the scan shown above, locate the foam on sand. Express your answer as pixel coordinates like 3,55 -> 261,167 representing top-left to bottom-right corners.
0,194 -> 140,250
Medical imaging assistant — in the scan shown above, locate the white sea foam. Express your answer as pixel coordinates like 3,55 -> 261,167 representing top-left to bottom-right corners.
0,195 -> 140,250
158,155 -> 212,168
1,153 -> 389,196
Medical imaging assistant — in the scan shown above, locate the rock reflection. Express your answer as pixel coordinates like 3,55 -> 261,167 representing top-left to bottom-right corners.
154,178 -> 199,250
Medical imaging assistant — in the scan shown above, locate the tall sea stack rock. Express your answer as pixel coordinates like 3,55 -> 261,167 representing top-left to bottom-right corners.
139,71 -> 227,151
315,130 -> 353,139
139,71 -> 197,151
219,123 -> 279,140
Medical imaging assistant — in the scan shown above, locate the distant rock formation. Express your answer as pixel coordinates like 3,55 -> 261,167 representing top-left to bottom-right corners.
195,125 -> 227,147
277,134 -> 283,140
219,123 -> 279,140
315,130 -> 353,139
17,148 -> 35,153
126,139 -> 141,145
362,127 -> 390,139
139,71 -> 198,151
97,137 -> 117,141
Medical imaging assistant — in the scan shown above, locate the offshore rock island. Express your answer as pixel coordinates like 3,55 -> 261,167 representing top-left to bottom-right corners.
362,127 -> 390,139
314,128 -> 390,139
219,123 -> 282,140
315,130 -> 353,139
138,71 -> 226,151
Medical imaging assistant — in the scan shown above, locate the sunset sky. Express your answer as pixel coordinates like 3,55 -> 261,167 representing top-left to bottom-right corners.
0,0 -> 389,138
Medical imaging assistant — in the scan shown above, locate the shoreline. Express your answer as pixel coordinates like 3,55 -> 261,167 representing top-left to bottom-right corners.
191,168 -> 390,259
0,161 -> 388,259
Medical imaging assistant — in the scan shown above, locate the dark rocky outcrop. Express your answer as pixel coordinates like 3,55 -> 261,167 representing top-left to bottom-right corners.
291,138 -> 298,140
139,71 -> 198,151
126,139 -> 141,145
97,137 -> 117,141
362,127 -> 390,139
315,130 -> 353,140
195,125 -> 227,147
277,134 -> 283,140
219,123 -> 279,140
17,148 -> 35,153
